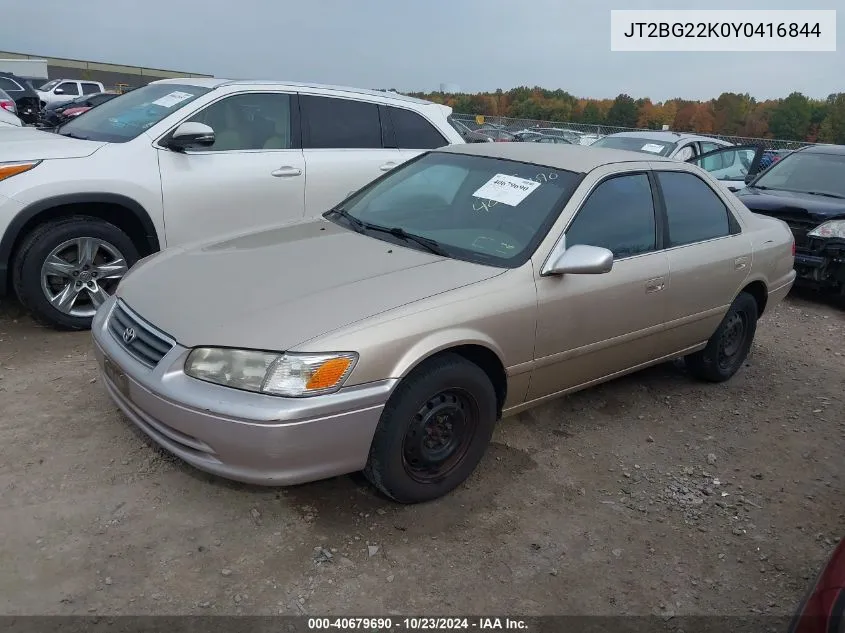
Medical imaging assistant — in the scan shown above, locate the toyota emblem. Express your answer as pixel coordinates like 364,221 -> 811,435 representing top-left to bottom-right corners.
122,327 -> 136,344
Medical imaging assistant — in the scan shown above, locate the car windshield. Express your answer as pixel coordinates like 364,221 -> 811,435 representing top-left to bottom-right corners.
39,80 -> 60,91
591,135 -> 678,157
57,83 -> 211,142
325,151 -> 582,268
752,151 -> 845,198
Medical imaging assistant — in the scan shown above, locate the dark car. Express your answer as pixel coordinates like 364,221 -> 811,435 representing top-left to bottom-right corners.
735,144 -> 845,298
39,92 -> 119,128
447,116 -> 493,143
788,538 -> 845,632
0,72 -> 40,124
532,135 -> 573,144
475,127 -> 516,142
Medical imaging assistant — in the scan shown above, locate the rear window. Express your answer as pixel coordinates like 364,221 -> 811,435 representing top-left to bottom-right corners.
591,135 -> 678,157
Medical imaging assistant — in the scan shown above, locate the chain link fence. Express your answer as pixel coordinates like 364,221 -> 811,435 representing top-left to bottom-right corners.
450,113 -> 814,151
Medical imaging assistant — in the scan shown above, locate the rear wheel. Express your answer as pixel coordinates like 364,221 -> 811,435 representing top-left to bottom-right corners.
685,291 -> 758,382
12,216 -> 138,330
364,353 -> 497,503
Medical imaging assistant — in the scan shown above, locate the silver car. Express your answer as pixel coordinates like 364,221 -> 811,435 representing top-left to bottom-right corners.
92,143 -> 796,503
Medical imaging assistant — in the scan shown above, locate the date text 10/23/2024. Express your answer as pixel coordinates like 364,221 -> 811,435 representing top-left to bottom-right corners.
307,617 -> 530,630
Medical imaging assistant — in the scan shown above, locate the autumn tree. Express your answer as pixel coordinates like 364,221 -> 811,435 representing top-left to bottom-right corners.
712,92 -> 755,135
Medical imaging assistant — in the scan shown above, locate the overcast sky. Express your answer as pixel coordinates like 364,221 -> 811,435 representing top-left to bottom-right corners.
1,0 -> 841,101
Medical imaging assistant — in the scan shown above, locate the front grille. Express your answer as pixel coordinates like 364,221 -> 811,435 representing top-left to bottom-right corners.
108,301 -> 174,367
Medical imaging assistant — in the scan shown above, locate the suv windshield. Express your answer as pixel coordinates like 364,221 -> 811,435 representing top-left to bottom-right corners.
752,151 -> 845,198
591,135 -> 678,157
57,83 -> 211,143
325,151 -> 582,268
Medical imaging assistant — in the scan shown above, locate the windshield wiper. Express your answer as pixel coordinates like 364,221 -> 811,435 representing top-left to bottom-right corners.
326,206 -> 365,233
365,225 -> 449,256
805,191 -> 845,200
57,129 -> 89,140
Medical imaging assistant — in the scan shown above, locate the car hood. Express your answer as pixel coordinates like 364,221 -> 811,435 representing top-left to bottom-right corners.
0,126 -> 106,160
116,219 -> 504,351
736,187 -> 845,223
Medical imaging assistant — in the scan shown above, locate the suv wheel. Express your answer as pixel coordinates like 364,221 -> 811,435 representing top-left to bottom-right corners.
364,353 -> 497,503
13,216 -> 139,330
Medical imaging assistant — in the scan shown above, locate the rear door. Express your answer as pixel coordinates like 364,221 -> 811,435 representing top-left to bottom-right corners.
299,94 -> 404,216
687,145 -> 765,193
651,166 -> 753,350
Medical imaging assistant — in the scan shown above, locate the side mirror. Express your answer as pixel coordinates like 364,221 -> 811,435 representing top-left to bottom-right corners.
166,122 -> 215,151
542,244 -> 614,276
54,88 -> 65,95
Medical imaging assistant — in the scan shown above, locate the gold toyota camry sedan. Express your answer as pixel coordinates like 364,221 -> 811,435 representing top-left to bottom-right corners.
92,143 -> 796,503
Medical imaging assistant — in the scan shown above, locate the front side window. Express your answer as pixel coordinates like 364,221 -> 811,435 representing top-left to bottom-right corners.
0,77 -> 23,92
565,173 -> 656,259
186,93 -> 292,151
389,106 -> 448,149
752,151 -> 845,198
301,95 -> 382,149
57,83 -> 210,143
57,82 -> 80,96
657,171 -> 731,247
591,135 -> 677,157
328,152 -> 582,267
691,147 -> 757,182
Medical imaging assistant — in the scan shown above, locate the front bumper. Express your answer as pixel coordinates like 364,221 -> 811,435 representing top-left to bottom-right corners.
793,240 -> 845,291
91,297 -> 396,486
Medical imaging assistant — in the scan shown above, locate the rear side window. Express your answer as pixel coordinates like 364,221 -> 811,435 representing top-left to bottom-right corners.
0,77 -> 23,92
301,95 -> 382,149
657,171 -> 731,247
81,83 -> 101,95
389,106 -> 447,149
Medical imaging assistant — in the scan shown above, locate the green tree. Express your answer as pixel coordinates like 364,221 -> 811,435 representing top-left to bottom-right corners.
605,94 -> 638,127
817,93 -> 845,144
768,92 -> 812,140
580,102 -> 604,124
712,92 -> 755,135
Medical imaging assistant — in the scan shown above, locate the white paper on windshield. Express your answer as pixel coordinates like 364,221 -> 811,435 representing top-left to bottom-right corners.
152,91 -> 194,108
641,143 -> 665,153
472,174 -> 541,207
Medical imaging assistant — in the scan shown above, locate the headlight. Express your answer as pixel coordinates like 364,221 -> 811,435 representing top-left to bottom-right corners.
184,348 -> 358,397
0,161 -> 41,182
808,219 -> 845,239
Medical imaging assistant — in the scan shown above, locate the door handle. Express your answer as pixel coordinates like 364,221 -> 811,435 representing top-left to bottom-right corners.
271,166 -> 302,178
645,277 -> 666,294
734,256 -> 748,270
379,162 -> 397,172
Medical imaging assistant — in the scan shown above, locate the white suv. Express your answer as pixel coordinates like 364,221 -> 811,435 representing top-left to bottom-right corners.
37,79 -> 107,107
0,79 -> 464,329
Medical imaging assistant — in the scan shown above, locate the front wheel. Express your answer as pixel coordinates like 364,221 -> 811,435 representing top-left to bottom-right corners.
364,353 -> 498,503
12,216 -> 139,330
685,291 -> 759,382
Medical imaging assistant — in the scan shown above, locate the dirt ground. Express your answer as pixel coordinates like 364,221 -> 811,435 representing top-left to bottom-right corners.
0,290 -> 842,618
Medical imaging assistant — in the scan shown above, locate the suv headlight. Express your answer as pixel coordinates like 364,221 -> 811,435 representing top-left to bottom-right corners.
0,161 -> 41,182
808,220 -> 845,240
184,348 -> 358,397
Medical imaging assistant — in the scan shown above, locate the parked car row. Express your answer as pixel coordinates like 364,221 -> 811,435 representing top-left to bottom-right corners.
37,91 -> 119,128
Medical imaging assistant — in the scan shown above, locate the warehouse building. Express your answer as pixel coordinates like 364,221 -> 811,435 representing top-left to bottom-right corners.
0,50 -> 212,92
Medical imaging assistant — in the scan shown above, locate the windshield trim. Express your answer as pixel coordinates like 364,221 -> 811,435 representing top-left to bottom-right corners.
322,151 -> 586,269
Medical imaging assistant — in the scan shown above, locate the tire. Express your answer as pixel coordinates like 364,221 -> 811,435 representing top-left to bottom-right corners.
12,216 -> 139,331
685,291 -> 759,383
364,353 -> 498,504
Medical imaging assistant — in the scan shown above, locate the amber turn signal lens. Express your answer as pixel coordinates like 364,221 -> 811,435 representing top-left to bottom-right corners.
306,357 -> 353,390
0,162 -> 38,182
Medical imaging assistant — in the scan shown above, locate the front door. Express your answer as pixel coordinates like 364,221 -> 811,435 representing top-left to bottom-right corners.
299,94 -> 404,216
688,145 -> 764,193
157,91 -> 306,247
529,172 -> 670,400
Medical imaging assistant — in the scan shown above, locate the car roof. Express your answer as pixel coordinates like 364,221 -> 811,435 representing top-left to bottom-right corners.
149,77 -> 437,106
798,144 -> 845,155
436,142 -> 674,172
602,130 -> 727,143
